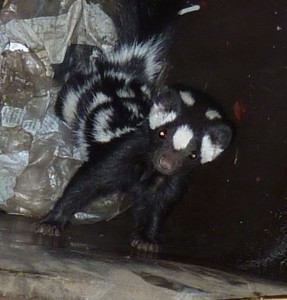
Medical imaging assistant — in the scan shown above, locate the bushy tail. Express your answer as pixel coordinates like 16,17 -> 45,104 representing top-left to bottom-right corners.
115,0 -> 185,45
54,0 -> 185,83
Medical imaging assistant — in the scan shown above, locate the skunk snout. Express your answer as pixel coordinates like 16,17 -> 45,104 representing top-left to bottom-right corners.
159,153 -> 174,171
155,152 -> 179,175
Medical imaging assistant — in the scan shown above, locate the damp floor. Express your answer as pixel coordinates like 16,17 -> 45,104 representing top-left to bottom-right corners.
0,213 -> 287,299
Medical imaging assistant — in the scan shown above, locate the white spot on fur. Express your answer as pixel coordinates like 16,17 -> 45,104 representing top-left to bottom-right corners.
173,125 -> 194,150
116,88 -> 136,98
200,135 -> 223,164
180,91 -> 195,106
149,103 -> 177,130
205,109 -> 221,120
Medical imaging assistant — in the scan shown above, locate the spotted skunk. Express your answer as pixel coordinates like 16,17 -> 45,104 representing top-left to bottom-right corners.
34,0 -> 232,252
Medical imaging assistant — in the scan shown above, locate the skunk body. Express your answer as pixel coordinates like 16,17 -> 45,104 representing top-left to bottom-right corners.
35,0 -> 232,252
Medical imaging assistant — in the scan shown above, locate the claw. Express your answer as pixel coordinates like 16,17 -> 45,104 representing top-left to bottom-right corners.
32,223 -> 61,237
131,238 -> 160,253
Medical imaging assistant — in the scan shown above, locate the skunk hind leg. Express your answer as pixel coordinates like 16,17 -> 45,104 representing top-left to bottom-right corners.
32,210 -> 68,237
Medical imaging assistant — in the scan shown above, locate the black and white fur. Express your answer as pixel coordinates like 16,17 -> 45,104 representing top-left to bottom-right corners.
34,0 -> 232,252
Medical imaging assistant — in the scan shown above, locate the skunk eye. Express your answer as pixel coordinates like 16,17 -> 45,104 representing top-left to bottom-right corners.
158,129 -> 167,139
189,151 -> 197,160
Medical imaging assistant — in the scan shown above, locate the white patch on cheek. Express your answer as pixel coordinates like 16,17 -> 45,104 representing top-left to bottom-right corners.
205,109 -> 221,120
173,125 -> 194,150
179,91 -> 195,106
149,103 -> 177,129
200,135 -> 223,164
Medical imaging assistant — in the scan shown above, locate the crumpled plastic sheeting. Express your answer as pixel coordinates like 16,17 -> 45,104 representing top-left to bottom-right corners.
0,0 -> 118,65
0,0 -> 129,222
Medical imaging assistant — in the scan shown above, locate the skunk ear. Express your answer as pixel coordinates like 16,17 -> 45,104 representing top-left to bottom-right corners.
149,87 -> 180,130
155,86 -> 182,110
200,123 -> 233,164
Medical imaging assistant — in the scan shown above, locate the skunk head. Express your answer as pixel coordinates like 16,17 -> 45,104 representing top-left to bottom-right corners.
148,87 -> 233,175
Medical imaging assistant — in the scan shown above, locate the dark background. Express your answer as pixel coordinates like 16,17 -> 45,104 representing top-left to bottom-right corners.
165,0 -> 287,280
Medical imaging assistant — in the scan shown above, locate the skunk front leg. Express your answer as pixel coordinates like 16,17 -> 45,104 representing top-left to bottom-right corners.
131,173 -> 185,252
33,161 -> 102,236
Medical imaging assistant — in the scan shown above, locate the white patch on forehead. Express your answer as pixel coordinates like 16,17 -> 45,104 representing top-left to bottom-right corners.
200,135 -> 223,164
179,91 -> 195,106
149,103 -> 177,130
173,125 -> 194,150
205,109 -> 221,120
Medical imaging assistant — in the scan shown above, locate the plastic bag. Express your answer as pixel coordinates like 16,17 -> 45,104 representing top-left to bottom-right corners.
0,0 -> 129,223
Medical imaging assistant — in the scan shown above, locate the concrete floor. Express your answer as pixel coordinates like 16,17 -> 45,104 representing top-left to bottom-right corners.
0,213 -> 286,299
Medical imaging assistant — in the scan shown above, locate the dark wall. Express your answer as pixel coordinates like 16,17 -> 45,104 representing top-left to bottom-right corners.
164,0 -> 287,279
